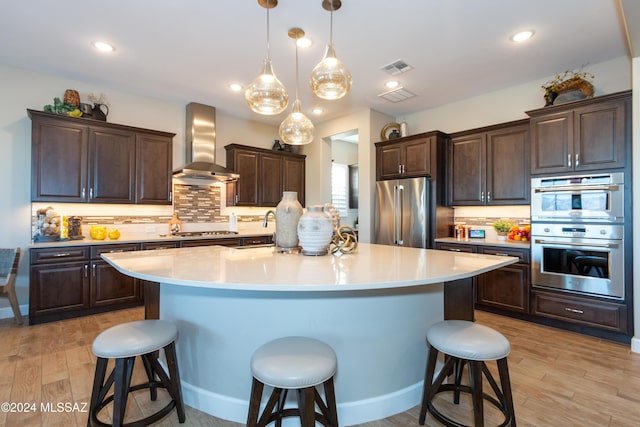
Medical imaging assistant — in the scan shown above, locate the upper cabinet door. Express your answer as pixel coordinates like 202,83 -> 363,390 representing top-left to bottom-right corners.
259,153 -> 283,206
89,127 -> 136,203
231,148 -> 260,206
530,112 -> 573,175
450,133 -> 485,205
136,133 -> 173,204
486,123 -> 529,204
31,117 -> 89,202
283,156 -> 306,206
573,99 -> 626,171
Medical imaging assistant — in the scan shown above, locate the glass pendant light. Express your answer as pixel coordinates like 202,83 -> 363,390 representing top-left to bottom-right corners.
245,0 -> 289,115
279,28 -> 315,146
310,0 -> 352,100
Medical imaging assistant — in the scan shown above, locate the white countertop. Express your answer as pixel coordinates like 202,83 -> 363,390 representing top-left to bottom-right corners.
102,243 -> 518,292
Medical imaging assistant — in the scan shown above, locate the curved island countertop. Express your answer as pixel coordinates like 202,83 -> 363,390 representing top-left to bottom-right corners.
102,243 -> 517,425
101,242 -> 517,291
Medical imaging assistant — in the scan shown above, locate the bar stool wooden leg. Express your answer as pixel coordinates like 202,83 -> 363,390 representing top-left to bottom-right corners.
297,387 -> 316,427
163,342 -> 186,422
498,358 -> 516,427
419,344 -> 439,425
469,360 -> 484,427
322,377 -> 338,427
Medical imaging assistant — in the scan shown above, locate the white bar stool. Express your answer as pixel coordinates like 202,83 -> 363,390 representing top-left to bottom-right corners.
247,336 -> 338,427
88,320 -> 186,427
419,320 -> 516,427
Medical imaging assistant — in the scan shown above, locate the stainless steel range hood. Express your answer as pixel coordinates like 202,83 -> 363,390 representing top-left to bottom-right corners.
172,102 -> 239,181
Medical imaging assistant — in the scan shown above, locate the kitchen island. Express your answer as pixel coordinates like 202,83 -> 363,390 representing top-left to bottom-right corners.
102,243 -> 517,425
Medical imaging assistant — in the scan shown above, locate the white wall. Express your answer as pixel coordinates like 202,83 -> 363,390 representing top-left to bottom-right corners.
401,56 -> 631,134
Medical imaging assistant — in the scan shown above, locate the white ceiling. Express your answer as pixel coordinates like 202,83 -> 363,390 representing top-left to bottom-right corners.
1,0 -> 633,126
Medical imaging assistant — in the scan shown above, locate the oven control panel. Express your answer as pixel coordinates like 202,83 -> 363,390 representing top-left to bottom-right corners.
531,223 -> 623,240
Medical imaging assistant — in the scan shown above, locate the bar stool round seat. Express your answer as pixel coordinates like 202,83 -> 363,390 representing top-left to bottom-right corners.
247,336 -> 339,427
419,320 -> 516,427
88,320 -> 186,427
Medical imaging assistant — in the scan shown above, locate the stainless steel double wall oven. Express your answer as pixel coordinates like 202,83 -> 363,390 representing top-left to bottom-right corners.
530,172 -> 625,300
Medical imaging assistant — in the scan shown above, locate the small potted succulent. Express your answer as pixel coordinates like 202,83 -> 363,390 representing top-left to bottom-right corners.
493,219 -> 512,241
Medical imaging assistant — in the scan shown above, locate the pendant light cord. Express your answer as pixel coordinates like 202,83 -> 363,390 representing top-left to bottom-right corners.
329,0 -> 334,45
295,38 -> 300,100
266,0 -> 271,60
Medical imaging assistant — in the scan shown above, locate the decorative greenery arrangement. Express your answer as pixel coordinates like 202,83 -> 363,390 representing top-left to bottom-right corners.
43,97 -> 82,117
493,219 -> 512,233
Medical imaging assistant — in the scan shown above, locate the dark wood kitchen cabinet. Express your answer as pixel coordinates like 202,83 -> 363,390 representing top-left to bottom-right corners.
436,242 -> 530,315
449,119 -> 529,205
527,91 -> 630,175
375,135 -> 431,180
29,109 -> 174,205
29,244 -> 141,325
477,246 -> 530,314
225,144 -> 306,207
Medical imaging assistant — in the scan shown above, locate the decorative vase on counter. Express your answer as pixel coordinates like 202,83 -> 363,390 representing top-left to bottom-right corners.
497,232 -> 508,241
275,191 -> 303,249
297,205 -> 334,256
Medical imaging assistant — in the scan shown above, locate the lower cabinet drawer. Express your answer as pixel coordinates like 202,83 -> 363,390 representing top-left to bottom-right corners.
532,290 -> 627,333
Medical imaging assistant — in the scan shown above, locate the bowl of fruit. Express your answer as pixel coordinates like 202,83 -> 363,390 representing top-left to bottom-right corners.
507,224 -> 530,242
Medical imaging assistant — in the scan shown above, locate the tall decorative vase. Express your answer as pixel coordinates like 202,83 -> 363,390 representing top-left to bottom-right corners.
297,205 -> 334,256
275,191 -> 303,249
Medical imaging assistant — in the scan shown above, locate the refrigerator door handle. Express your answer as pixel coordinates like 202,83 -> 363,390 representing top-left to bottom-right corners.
397,184 -> 404,245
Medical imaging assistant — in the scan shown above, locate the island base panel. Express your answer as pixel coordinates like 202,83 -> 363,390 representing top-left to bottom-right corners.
159,283 -> 445,425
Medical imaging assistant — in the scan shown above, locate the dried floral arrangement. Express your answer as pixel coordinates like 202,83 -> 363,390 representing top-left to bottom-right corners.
541,68 -> 595,97
88,92 -> 109,105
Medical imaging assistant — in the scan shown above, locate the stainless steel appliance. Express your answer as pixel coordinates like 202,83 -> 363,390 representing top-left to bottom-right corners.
531,172 -> 627,299
531,172 -> 624,222
531,223 -> 624,299
374,177 -> 429,248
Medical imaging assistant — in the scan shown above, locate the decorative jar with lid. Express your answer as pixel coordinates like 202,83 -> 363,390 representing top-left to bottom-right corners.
297,205 -> 334,256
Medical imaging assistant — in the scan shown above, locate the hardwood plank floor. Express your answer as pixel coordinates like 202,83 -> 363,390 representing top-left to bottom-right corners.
0,308 -> 638,426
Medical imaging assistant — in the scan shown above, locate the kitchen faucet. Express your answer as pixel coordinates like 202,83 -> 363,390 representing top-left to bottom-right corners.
263,210 -> 276,245
263,210 -> 275,228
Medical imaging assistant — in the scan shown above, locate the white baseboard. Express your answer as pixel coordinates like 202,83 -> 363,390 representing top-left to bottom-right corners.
631,336 -> 640,354
181,380 -> 423,426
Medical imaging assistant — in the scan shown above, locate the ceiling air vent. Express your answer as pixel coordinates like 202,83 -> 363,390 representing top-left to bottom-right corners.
378,87 -> 417,103
381,59 -> 413,75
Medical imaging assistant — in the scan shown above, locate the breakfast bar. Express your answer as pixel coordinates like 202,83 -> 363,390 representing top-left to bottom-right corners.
102,243 -> 517,425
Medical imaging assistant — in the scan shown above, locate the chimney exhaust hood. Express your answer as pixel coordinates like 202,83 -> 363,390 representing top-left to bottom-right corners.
172,102 -> 239,181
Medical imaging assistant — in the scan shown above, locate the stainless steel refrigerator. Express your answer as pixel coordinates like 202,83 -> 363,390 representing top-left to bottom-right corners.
374,177 -> 429,248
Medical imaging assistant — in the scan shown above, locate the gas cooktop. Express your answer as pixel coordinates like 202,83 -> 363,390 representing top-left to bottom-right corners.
173,231 -> 239,237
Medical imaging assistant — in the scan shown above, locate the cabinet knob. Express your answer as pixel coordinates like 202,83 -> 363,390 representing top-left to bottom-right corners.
89,188 -> 94,200
567,154 -> 572,168
82,188 -> 86,199
169,191 -> 172,202
575,153 -> 580,167
480,191 -> 485,202
487,191 -> 491,202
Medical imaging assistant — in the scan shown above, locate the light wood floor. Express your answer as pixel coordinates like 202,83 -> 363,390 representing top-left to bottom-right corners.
0,308 -> 639,426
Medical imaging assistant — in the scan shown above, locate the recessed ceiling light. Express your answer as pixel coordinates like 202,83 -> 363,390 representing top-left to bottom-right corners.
510,30 -> 534,42
312,108 -> 323,115
92,41 -> 115,52
229,83 -> 243,91
297,37 -> 312,49
385,80 -> 400,89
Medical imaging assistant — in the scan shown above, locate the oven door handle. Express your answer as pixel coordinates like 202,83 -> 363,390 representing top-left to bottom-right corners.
533,184 -> 619,193
534,239 -> 619,249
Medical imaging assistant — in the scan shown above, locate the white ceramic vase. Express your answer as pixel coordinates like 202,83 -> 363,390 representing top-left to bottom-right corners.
297,205 -> 334,255
275,191 -> 303,249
